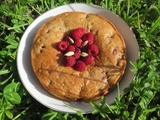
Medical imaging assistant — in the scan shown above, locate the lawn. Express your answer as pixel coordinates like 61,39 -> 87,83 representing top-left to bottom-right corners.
0,0 -> 160,119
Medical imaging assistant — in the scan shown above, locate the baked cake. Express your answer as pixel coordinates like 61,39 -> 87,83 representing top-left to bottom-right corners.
31,12 -> 126,102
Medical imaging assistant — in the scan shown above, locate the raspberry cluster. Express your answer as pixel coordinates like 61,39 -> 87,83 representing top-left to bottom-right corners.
57,28 -> 99,72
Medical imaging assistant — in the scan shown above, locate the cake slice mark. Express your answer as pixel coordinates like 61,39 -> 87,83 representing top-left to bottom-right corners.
96,64 -> 122,70
39,69 -> 109,84
95,64 -> 124,77
45,80 -> 109,101
38,64 -> 122,85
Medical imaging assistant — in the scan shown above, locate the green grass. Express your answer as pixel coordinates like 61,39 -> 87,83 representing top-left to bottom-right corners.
0,0 -> 160,119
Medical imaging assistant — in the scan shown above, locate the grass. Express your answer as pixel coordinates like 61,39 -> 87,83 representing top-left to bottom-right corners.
0,0 -> 160,119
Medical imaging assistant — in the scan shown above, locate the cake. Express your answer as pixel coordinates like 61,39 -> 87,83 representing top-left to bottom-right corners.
31,12 -> 126,102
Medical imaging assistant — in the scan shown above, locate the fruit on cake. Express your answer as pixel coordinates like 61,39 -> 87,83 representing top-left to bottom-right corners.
31,12 -> 126,102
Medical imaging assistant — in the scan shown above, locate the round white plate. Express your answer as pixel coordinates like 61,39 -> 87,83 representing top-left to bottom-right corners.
17,3 -> 139,114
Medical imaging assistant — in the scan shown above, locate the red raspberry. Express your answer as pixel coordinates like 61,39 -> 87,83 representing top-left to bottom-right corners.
74,48 -> 81,59
74,39 -> 83,47
62,36 -> 70,44
74,61 -> 86,72
82,32 -> 94,45
88,44 -> 99,57
65,56 -> 76,67
57,41 -> 68,51
66,45 -> 76,52
82,55 -> 95,65
72,28 -> 86,40
63,35 -> 70,41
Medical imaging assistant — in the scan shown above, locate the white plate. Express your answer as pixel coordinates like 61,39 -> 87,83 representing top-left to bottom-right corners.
17,3 -> 139,114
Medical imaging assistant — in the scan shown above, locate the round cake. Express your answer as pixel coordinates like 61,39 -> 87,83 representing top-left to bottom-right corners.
31,12 -> 126,102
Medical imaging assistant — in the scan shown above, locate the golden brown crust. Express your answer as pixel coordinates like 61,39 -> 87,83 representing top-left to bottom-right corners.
31,12 -> 126,102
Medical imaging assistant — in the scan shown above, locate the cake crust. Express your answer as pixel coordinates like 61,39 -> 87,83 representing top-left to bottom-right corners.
31,12 -> 126,102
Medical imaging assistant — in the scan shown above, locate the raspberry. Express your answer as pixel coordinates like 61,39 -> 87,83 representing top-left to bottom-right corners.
82,32 -> 94,45
57,41 -> 68,51
65,56 -> 76,67
74,61 -> 86,72
88,44 -> 99,57
72,28 -> 86,40
57,28 -> 99,72
74,39 -> 83,47
63,36 -> 70,44
66,45 -> 76,52
63,35 -> 70,41
82,55 -> 95,65
74,48 -> 81,59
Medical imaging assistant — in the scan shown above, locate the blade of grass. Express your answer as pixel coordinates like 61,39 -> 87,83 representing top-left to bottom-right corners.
28,4 -> 41,15
149,16 -> 160,33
